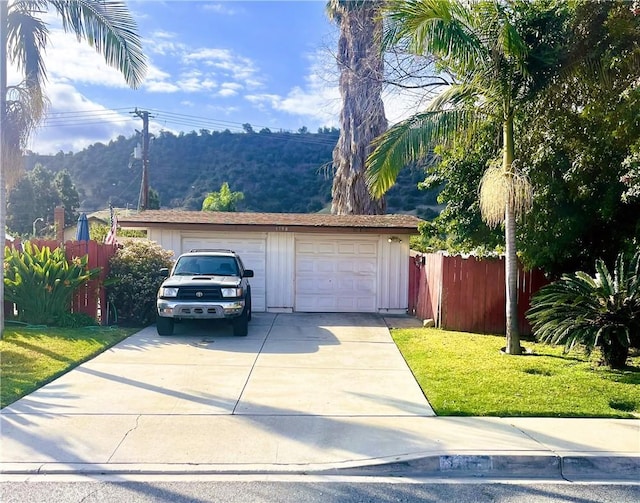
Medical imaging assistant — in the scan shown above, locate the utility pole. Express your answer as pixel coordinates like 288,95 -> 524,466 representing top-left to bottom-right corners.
131,108 -> 152,210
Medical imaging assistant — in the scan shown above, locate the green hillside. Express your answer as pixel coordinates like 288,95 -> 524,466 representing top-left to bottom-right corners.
24,129 -> 439,217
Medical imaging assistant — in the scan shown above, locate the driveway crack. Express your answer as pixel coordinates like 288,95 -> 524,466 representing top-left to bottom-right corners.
107,414 -> 141,463
232,314 -> 277,415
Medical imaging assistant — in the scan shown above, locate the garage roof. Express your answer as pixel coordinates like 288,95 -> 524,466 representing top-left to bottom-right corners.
118,210 -> 422,234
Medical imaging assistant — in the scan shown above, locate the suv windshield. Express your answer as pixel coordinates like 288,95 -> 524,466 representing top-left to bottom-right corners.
173,256 -> 239,276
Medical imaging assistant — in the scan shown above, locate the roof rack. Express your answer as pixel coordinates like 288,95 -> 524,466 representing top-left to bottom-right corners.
188,249 -> 236,254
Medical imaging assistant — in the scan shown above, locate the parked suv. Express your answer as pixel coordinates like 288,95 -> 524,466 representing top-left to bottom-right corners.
156,249 -> 253,336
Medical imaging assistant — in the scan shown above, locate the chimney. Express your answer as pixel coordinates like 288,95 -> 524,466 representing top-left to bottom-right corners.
54,206 -> 65,244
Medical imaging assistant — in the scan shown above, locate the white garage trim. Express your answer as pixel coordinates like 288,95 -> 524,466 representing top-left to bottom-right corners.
294,235 -> 378,313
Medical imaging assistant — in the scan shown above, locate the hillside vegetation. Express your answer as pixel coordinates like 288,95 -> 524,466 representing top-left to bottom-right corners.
25,129 -> 438,216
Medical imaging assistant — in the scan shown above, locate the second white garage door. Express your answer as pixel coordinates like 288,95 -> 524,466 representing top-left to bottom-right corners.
295,237 -> 378,312
181,235 -> 267,312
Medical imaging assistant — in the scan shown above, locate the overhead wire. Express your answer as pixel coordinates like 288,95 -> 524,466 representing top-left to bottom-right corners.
37,107 -> 340,147
36,106 -> 340,209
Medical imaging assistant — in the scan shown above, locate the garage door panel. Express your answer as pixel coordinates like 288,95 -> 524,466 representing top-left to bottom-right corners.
317,261 -> 335,273
358,243 -> 377,255
295,237 -> 378,313
359,261 -> 377,274
337,261 -> 354,273
337,242 -> 356,254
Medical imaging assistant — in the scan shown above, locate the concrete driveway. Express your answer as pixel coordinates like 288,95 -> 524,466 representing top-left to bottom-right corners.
1,313 -> 439,473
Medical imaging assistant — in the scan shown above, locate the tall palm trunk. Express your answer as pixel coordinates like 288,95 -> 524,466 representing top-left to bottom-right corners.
503,113 -> 521,354
1,0 -> 8,337
331,1 -> 387,215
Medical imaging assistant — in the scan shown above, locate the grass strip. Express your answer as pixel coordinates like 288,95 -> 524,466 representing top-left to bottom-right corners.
0,326 -> 139,408
391,327 -> 640,418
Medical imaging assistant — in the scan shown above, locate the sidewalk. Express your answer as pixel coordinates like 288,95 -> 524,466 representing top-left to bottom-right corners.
1,313 -> 638,480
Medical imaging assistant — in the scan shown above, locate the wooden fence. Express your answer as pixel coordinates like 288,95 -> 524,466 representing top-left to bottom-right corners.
409,253 -> 548,335
4,238 -> 117,324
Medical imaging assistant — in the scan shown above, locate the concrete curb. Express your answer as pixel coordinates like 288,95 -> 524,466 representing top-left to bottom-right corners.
325,454 -> 640,481
2,455 -> 639,480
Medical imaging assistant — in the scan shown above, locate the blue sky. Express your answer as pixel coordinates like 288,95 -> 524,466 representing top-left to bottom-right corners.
11,0 -> 427,155
16,1 -> 346,155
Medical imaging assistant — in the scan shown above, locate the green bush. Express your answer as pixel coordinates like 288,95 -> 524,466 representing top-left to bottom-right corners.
55,312 -> 99,328
4,243 -> 101,326
527,251 -> 640,369
106,240 -> 174,326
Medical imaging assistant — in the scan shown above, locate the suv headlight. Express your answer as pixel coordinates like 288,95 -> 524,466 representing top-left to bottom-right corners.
221,287 -> 243,298
160,287 -> 179,298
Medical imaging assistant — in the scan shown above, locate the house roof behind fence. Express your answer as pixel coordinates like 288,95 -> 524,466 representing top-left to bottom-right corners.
118,210 -> 423,234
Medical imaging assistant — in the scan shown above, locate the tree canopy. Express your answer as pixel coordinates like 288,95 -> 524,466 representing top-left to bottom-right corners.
202,182 -> 244,212
367,0 -> 572,354
410,1 -> 640,277
7,164 -> 80,236
24,129 -> 439,217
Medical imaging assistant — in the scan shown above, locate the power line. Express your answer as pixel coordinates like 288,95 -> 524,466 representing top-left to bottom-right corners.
36,106 -> 339,146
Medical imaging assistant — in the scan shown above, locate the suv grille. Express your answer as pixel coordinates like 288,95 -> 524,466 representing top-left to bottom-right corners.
177,286 -> 222,301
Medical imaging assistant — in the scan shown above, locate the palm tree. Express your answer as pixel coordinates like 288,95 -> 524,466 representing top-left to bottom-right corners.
527,251 -> 640,370
327,0 -> 387,215
366,0 -> 562,354
1,0 -> 147,335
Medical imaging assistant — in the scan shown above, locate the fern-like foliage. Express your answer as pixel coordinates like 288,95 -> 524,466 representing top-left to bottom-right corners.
527,251 -> 640,369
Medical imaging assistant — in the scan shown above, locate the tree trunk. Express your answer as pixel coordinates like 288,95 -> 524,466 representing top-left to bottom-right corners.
1,0 -> 8,338
601,337 -> 629,370
503,114 -> 521,354
331,1 -> 387,215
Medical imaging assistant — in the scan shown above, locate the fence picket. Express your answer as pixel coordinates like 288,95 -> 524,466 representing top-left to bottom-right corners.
410,253 -> 548,336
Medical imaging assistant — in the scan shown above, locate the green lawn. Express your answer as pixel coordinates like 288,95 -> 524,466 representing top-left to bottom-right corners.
0,325 -> 138,408
392,327 -> 640,418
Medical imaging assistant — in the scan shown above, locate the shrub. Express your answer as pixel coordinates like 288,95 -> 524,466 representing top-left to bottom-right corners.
55,312 -> 99,328
106,240 -> 174,326
4,243 -> 101,326
527,251 -> 640,369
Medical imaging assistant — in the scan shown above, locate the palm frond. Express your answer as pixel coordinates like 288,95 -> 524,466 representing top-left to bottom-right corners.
6,3 -> 49,96
382,0 -> 484,72
527,251 -> 640,365
366,108 -> 476,197
426,81 -> 481,112
50,0 -> 147,88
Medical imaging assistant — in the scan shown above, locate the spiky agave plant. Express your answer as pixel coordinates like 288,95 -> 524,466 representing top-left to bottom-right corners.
527,251 -> 640,369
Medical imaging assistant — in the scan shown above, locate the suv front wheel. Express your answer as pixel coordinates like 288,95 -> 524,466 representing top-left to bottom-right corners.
233,306 -> 249,336
157,316 -> 174,336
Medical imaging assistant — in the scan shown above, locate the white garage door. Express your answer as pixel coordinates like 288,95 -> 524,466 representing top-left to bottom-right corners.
295,237 -> 378,312
181,236 -> 266,312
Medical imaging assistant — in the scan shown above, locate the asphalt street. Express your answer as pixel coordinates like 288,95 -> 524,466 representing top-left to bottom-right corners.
1,478 -> 640,503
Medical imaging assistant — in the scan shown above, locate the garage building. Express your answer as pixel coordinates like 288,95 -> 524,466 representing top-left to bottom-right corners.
118,211 -> 422,315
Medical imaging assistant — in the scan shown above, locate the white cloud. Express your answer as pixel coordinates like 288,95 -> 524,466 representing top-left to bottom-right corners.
245,49 -> 340,128
184,48 -> 260,83
28,83 -> 136,154
146,31 -> 186,56
221,82 -> 243,91
217,82 -> 243,98
218,88 -> 237,97
145,81 -> 181,93
45,28 -> 133,88
176,76 -> 218,92
253,47 -> 435,130
202,3 -> 241,15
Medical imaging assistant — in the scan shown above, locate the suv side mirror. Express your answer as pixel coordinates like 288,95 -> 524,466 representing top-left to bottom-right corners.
160,267 -> 169,277
243,269 -> 254,278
